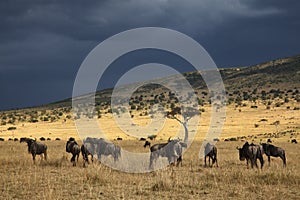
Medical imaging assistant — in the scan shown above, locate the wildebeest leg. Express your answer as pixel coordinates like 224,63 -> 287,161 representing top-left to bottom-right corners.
32,153 -> 36,164
91,154 -> 94,163
268,156 -> 271,166
259,156 -> 264,169
176,156 -> 182,167
82,154 -> 87,167
43,150 -> 47,161
246,158 -> 249,168
168,156 -> 176,167
204,155 -> 207,167
149,152 -> 156,169
214,156 -> 219,167
97,153 -> 102,163
250,158 -> 254,168
71,154 -> 76,166
280,153 -> 286,167
84,154 -> 89,164
254,158 -> 259,169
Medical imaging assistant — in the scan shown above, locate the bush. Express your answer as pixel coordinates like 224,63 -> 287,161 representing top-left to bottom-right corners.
30,119 -> 38,123
7,127 -> 16,131
148,135 -> 157,140
131,105 -> 136,110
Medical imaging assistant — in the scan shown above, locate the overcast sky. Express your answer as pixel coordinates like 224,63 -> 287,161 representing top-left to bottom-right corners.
0,0 -> 300,110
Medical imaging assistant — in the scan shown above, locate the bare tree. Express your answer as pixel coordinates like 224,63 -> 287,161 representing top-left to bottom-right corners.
166,106 -> 199,143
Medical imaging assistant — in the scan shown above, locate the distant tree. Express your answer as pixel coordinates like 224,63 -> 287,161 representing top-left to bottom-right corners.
166,106 -> 199,143
271,120 -> 280,132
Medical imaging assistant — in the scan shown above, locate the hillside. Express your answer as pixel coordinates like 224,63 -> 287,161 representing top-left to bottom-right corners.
0,54 -> 299,141
51,53 -> 300,108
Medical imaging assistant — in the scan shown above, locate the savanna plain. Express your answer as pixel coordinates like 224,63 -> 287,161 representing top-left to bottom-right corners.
0,103 -> 299,200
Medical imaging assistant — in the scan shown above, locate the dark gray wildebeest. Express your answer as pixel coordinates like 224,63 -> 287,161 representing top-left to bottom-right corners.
237,142 -> 264,169
66,137 -> 81,166
291,139 -> 297,144
204,143 -> 218,167
143,141 -> 151,148
148,138 -> 186,169
81,140 -> 95,166
261,143 -> 286,167
20,137 -> 47,163
86,138 -> 121,162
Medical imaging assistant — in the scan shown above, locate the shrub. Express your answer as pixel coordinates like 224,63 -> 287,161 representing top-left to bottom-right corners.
131,105 -> 136,110
30,119 -> 38,123
148,135 -> 157,140
7,127 -> 16,130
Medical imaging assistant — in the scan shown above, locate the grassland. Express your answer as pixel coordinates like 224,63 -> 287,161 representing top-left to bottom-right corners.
0,139 -> 299,200
0,102 -> 299,199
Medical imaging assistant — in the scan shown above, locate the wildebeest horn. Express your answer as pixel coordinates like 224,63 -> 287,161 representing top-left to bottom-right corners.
168,137 -> 171,142
236,146 -> 240,150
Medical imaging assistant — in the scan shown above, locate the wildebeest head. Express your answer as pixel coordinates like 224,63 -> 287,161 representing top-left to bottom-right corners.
66,138 -> 78,153
20,138 -> 36,153
237,142 -> 249,161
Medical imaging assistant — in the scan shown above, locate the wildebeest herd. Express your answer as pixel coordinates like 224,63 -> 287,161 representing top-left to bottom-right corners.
236,141 -> 286,168
18,136 -> 288,169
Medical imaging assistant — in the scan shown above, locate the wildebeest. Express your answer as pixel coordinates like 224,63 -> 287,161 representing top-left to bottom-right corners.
40,137 -> 46,141
143,141 -> 151,148
0,138 -> 4,141
14,138 -> 19,142
20,138 -> 47,163
237,142 -> 264,169
267,138 -> 272,143
204,143 -> 218,167
86,138 -> 121,162
97,139 -> 121,162
261,143 -> 286,167
291,139 -> 297,144
116,137 -> 123,141
148,138 -> 185,169
66,137 -> 81,166
81,141 -> 95,166
139,137 -> 146,141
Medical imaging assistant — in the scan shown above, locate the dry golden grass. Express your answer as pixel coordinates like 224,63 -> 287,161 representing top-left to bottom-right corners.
0,102 -> 299,199
0,140 -> 299,199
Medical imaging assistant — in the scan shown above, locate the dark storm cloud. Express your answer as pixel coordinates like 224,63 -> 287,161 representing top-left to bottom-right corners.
0,0 -> 299,110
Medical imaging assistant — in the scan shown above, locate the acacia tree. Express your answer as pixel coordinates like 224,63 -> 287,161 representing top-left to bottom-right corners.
166,106 -> 199,143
